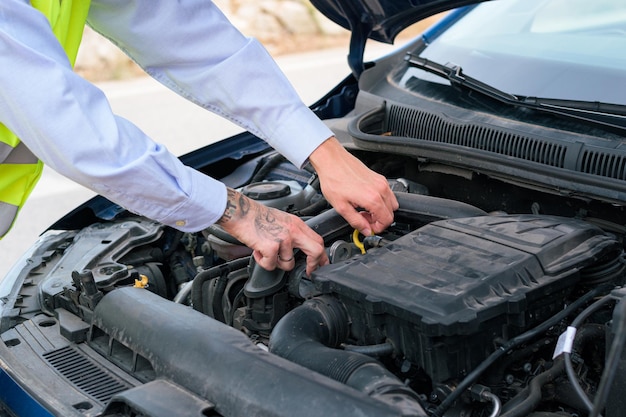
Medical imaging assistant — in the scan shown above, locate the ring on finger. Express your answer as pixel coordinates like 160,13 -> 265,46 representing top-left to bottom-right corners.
278,254 -> 294,262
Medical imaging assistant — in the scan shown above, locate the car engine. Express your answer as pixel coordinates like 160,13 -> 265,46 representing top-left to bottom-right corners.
5,151 -> 626,417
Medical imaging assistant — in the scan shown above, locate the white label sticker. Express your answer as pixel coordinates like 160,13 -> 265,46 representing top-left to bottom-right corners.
553,326 -> 577,359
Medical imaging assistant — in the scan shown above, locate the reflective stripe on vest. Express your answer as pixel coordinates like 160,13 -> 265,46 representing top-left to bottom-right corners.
0,0 -> 90,238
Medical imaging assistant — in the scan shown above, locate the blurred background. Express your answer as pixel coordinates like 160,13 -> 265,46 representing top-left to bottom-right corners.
75,0 -> 352,81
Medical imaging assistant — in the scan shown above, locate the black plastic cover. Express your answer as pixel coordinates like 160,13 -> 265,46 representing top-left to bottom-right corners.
40,220 -> 163,316
313,215 -> 621,381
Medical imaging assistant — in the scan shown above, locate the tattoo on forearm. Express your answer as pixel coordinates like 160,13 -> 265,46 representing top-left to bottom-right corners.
238,192 -> 250,216
218,187 -> 288,243
255,208 -> 283,242
218,188 -> 239,224
217,188 -> 257,223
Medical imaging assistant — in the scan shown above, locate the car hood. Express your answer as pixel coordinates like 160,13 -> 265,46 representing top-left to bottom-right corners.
309,0 -> 489,76
310,0 -> 484,43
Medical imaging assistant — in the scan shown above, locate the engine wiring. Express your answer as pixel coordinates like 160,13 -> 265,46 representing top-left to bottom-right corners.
431,283 -> 614,417
589,292 -> 626,417
562,293 -> 614,415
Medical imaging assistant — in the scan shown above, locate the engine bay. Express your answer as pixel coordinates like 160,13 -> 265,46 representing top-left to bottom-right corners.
3,147 -> 626,417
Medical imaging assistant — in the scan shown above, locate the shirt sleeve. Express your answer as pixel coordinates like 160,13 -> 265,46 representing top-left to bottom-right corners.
0,0 -> 226,232
0,0 -> 333,233
86,0 -> 333,168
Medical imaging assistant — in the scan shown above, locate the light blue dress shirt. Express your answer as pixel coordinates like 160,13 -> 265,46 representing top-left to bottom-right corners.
0,0 -> 333,231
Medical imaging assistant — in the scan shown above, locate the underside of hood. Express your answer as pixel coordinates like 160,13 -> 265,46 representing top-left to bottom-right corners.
309,0 -> 489,76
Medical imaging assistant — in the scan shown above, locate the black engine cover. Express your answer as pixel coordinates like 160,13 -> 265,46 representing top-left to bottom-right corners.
313,215 -> 621,382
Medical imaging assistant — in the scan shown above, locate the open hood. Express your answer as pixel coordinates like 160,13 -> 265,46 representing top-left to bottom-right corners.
310,0 -> 489,76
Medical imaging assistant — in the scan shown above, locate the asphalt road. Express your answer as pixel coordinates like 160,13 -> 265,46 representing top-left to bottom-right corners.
0,42 -> 398,280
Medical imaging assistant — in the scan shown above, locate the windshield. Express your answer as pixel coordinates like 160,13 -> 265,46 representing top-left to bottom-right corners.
411,0 -> 626,105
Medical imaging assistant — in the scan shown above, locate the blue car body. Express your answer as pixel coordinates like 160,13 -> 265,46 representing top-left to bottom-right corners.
3,1 -> 626,416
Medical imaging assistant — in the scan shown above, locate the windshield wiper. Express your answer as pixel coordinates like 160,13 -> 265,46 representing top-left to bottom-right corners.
405,52 -> 626,133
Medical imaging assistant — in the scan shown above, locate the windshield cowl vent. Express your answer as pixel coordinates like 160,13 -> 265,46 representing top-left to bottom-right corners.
350,103 -> 626,185
580,149 -> 626,180
386,104 -> 569,169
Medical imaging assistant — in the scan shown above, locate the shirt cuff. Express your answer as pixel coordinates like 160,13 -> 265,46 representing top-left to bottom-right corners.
267,106 -> 333,169
157,172 -> 228,232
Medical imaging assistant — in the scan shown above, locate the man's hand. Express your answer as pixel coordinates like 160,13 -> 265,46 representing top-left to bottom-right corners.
309,136 -> 399,236
217,188 -> 329,275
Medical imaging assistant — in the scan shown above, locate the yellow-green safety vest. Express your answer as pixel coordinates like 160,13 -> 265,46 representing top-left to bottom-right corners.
0,0 -> 91,238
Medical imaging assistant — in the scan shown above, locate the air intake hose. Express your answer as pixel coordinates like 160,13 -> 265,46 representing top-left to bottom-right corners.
304,191 -> 487,243
269,296 -> 425,416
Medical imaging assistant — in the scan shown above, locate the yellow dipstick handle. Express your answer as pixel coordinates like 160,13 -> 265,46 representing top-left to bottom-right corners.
352,229 -> 366,254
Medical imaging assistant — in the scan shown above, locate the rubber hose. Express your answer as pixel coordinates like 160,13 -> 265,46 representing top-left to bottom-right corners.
527,413 -> 572,417
206,191 -> 488,249
500,325 -> 604,414
292,197 -> 329,217
431,283 -> 612,417
499,357 -> 565,417
589,297 -> 626,417
306,191 -> 487,244
551,324 -> 605,412
342,342 -> 395,357
269,297 -> 425,416
190,257 -> 250,319
250,153 -> 286,183
563,294 -> 614,414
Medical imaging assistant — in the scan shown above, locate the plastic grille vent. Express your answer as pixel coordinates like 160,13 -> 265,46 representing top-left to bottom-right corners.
43,345 -> 130,403
386,104 -> 567,168
580,150 -> 626,180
